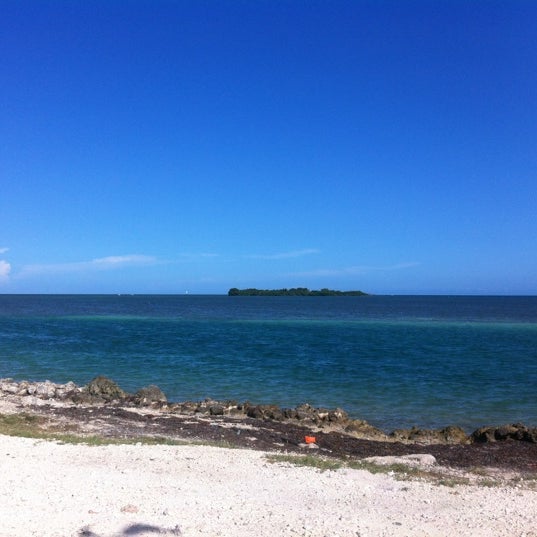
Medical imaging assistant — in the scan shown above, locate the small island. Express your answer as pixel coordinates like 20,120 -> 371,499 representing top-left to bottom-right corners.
228,287 -> 368,296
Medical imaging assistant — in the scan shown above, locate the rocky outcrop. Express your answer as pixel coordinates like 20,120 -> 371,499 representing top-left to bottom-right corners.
247,403 -> 350,426
0,378 -> 80,400
86,376 -> 128,402
245,404 -> 286,421
1,377 -> 536,445
132,385 -> 167,406
242,402 -> 387,440
284,403 -> 350,425
167,399 -> 244,416
471,423 -> 537,444
344,419 -> 388,441
390,425 -> 469,445
0,377 -> 127,405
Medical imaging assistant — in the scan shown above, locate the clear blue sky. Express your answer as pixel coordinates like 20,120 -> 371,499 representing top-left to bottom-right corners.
2,0 -> 536,294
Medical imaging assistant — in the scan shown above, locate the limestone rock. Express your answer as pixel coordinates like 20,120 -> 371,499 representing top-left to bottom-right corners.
328,408 -> 349,423
344,419 -> 387,441
390,426 -> 469,445
295,403 -> 316,421
246,404 -> 284,421
0,379 -> 81,400
70,391 -> 104,405
0,380 -> 19,394
209,404 -> 225,415
173,401 -> 200,415
471,423 -> 537,443
35,381 -> 57,399
55,381 -> 80,399
86,376 -> 127,401
133,385 -> 167,406
438,425 -> 469,444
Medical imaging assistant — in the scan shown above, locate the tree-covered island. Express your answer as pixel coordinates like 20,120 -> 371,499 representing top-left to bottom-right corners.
228,287 -> 368,296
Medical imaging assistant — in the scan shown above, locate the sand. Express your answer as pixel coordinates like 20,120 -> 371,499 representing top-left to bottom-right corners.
1,434 -> 536,537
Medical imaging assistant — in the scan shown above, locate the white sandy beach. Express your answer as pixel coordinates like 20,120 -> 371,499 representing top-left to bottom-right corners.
1,434 -> 536,537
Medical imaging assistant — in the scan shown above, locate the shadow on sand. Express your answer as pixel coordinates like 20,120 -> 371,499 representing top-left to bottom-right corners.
79,523 -> 182,536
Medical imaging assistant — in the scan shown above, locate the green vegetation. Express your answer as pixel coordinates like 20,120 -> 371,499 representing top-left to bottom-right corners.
264,454 -> 534,488
265,454 -> 344,471
228,287 -> 368,296
265,454 -> 432,476
0,413 -> 190,447
0,413 -> 44,438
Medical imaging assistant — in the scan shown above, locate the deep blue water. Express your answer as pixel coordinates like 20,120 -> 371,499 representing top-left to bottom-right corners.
1,294 -> 536,432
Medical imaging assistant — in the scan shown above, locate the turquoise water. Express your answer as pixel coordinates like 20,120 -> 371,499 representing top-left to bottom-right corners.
1,294 -> 536,431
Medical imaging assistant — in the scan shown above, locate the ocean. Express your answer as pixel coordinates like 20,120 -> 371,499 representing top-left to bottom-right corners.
1,294 -> 536,432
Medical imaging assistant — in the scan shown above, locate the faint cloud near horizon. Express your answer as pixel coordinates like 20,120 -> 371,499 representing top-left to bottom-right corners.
14,252 -> 223,281
245,248 -> 320,260
176,252 -> 220,260
18,254 -> 159,277
0,247 -> 11,283
291,261 -> 420,278
0,260 -> 11,282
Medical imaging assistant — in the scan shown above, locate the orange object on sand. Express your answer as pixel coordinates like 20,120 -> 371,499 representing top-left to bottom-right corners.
304,436 -> 316,444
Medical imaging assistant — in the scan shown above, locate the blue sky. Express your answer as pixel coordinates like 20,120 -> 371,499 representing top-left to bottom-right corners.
1,0 -> 536,294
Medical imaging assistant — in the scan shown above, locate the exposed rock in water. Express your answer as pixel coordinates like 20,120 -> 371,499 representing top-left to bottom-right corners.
241,402 -> 389,440
390,425 -> 469,445
133,385 -> 167,406
471,423 -> 537,443
244,402 -> 359,432
168,401 -> 202,415
246,404 -> 285,421
209,404 -> 225,416
86,376 -> 128,402
344,419 -> 387,441
34,381 -> 57,399
0,379 -> 80,400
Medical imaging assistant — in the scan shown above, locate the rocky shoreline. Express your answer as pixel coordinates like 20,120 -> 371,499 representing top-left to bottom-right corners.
2,376 -> 537,476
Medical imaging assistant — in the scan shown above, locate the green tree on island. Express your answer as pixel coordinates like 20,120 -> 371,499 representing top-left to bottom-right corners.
228,287 -> 367,296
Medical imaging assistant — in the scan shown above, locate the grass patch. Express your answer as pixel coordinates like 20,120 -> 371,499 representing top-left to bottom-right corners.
347,461 -> 413,474
266,454 -> 344,472
0,412 -> 245,449
0,413 -> 47,438
476,478 -> 499,488
265,453 -> 478,486
469,466 -> 490,476
349,461 -> 471,485
52,434 -> 191,447
265,456 -> 431,479
437,477 -> 471,487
